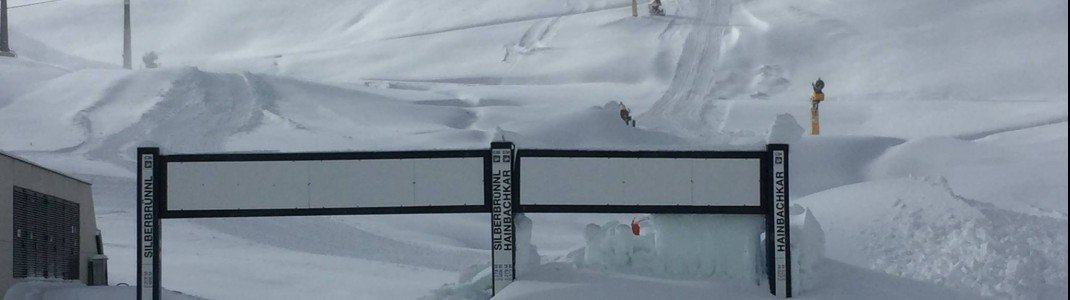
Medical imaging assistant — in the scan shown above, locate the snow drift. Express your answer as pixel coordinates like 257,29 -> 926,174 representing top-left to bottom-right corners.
799,177 -> 1068,298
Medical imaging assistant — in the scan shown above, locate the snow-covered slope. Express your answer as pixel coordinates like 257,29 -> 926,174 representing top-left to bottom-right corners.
642,0 -> 1068,139
868,122 -> 1069,216
1,0 -> 1066,299
0,67 -> 487,155
493,260 -> 982,300
4,281 -> 201,300
798,177 -> 1068,299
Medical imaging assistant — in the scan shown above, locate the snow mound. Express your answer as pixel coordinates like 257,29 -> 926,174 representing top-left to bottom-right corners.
423,214 -> 539,300
5,30 -> 115,71
3,280 -> 203,300
495,259 -> 980,300
868,130 -> 1069,216
0,59 -> 67,106
787,204 -> 825,292
790,135 -> 905,197
0,67 -> 483,157
0,31 -> 114,104
765,113 -> 804,144
799,177 -> 1069,299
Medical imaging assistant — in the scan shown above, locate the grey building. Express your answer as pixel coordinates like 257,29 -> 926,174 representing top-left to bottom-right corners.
0,151 -> 100,293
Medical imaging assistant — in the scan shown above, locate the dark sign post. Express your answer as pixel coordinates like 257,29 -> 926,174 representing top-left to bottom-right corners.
768,144 -> 791,297
490,142 -> 516,295
136,147 -> 161,300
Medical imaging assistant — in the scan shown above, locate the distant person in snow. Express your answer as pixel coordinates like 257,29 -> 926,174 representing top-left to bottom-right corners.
649,0 -> 665,16
143,51 -> 159,69
619,102 -> 636,127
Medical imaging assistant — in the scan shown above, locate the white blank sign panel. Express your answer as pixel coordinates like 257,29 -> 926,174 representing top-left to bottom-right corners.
520,157 -> 760,206
166,157 -> 484,211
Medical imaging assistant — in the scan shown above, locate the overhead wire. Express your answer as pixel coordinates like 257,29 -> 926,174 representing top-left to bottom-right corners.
10,0 -> 67,10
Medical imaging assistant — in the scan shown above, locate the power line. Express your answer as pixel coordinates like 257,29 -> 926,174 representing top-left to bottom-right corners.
10,0 -> 65,9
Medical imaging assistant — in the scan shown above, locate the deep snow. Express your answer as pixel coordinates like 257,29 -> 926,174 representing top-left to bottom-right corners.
3,280 -> 202,300
1,0 -> 1067,299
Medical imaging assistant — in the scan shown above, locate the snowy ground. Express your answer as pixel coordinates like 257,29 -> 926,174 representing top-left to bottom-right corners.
3,280 -> 202,300
1,0 -> 1066,299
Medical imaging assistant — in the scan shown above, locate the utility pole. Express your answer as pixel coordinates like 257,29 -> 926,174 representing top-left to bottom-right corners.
123,0 -> 131,69
631,0 -> 638,17
1,0 -> 15,57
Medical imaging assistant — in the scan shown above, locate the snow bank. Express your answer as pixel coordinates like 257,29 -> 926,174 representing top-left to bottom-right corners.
3,280 -> 202,300
765,113 -> 804,144
515,214 -> 542,275
868,127 -> 1069,216
495,259 -> 980,300
424,214 -> 540,300
0,31 -> 114,105
420,264 -> 493,300
790,135 -> 904,197
799,177 -> 1069,299
788,205 -> 825,292
0,59 -> 67,107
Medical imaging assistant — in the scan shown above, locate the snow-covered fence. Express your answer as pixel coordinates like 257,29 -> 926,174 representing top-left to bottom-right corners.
136,142 -> 792,299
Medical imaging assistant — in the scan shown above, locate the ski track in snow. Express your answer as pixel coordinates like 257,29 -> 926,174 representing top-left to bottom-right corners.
652,0 -> 729,108
640,0 -> 737,140
956,115 -> 1070,141
381,3 -> 631,41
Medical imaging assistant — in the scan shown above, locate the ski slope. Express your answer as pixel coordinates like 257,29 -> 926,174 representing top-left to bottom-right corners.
1,0 -> 1067,299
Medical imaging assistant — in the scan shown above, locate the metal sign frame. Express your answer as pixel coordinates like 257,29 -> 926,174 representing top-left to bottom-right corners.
136,143 -> 791,299
514,144 -> 791,297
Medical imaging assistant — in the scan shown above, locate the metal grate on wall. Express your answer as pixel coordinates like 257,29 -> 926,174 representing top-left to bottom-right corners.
13,186 -> 81,280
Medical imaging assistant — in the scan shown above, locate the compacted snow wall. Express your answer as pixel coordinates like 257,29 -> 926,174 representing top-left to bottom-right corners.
650,215 -> 764,282
578,212 -> 826,293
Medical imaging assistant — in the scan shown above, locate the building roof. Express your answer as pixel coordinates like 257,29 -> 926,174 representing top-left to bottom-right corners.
0,150 -> 92,185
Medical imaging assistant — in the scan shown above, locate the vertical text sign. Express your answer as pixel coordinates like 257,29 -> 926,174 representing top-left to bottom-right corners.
491,146 -> 515,295
138,152 -> 155,300
772,149 -> 791,297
